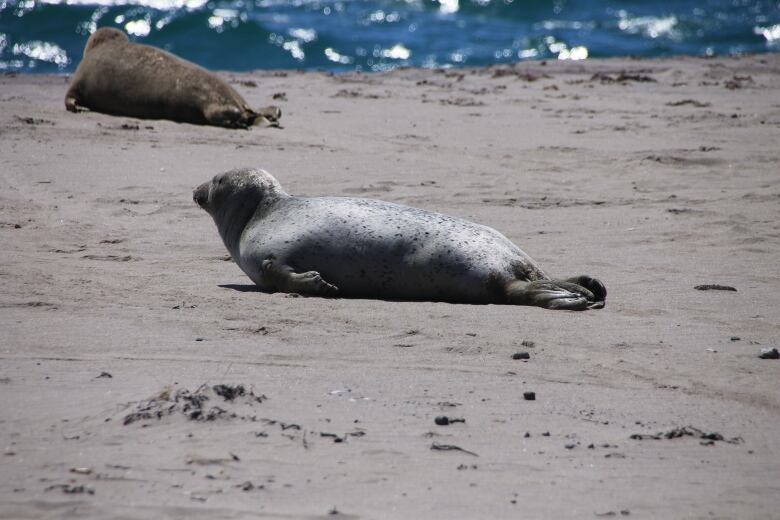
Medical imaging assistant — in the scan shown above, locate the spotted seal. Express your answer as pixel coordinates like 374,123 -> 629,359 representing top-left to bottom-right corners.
194,168 -> 606,310
65,27 -> 280,129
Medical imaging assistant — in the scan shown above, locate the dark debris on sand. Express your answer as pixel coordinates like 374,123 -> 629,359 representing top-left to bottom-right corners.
430,442 -> 479,457
630,425 -> 743,445
45,484 -> 94,495
14,115 -> 55,126
123,384 -> 266,425
694,284 -> 737,291
434,415 -> 465,426
592,72 -> 656,84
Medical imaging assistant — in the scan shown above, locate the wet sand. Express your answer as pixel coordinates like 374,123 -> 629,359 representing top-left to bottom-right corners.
1,54 -> 779,519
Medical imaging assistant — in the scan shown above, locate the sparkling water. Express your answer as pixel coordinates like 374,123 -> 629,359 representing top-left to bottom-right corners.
1,0 -> 779,73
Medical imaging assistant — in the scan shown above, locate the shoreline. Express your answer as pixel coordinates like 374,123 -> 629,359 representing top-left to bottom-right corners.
6,49 -> 778,77
2,53 -> 779,518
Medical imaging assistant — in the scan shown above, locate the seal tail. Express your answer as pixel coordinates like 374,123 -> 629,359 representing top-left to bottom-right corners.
505,278 -> 604,311
250,106 -> 282,127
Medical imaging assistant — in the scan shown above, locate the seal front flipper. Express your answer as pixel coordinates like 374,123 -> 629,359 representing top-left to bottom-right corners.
260,258 -> 338,296
505,279 -> 597,311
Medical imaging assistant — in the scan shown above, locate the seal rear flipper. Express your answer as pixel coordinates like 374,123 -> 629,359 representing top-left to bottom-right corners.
564,275 -> 607,308
65,92 -> 89,113
203,104 -> 250,128
505,279 -> 597,311
260,258 -> 338,296
250,106 -> 282,128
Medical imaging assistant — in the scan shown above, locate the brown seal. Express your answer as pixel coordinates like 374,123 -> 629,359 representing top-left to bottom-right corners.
194,168 -> 607,311
64,27 -> 280,129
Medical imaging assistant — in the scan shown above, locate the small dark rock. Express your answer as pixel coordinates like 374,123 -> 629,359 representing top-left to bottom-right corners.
97,371 -> 112,378
523,391 -> 536,401
759,347 -> 779,359
435,415 -> 465,426
512,352 -> 530,360
434,415 -> 450,426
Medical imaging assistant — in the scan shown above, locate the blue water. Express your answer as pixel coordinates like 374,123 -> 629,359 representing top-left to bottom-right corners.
2,0 -> 779,74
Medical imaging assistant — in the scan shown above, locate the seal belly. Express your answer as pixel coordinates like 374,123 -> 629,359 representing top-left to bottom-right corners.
241,196 -> 526,303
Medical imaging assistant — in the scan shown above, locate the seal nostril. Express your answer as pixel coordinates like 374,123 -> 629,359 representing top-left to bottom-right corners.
193,190 -> 207,207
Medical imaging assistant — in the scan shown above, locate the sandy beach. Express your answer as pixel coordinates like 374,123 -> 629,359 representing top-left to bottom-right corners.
1,54 -> 779,519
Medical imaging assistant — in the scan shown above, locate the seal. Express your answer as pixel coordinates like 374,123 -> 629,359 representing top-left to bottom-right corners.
64,27 -> 280,129
194,168 -> 606,310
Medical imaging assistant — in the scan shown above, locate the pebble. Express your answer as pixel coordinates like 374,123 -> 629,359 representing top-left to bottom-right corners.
759,347 -> 779,359
512,352 -> 530,360
434,415 -> 465,426
434,415 -> 450,426
523,391 -> 536,401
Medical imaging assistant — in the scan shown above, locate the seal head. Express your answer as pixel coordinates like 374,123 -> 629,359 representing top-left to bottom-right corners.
83,27 -> 128,54
194,168 -> 287,258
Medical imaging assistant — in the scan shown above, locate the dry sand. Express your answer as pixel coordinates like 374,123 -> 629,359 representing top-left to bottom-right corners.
1,54 -> 779,519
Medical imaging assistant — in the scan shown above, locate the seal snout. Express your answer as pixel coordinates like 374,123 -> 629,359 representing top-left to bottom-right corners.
193,182 -> 210,209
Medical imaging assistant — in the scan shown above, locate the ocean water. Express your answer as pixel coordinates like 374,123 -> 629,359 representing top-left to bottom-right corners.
1,0 -> 779,74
